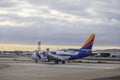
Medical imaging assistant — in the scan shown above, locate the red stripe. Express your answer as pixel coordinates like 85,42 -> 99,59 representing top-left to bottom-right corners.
82,38 -> 94,48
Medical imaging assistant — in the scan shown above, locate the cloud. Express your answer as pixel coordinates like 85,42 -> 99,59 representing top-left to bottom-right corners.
0,0 -> 120,47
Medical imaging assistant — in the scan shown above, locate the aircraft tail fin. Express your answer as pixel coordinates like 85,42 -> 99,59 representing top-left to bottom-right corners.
81,34 -> 95,50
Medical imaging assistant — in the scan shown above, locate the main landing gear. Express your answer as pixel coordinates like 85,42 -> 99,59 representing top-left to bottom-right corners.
35,59 -> 38,63
62,60 -> 65,64
54,60 -> 65,64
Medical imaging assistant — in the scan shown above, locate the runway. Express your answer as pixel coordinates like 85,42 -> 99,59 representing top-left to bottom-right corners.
0,58 -> 120,80
5,62 -> 120,70
0,58 -> 120,69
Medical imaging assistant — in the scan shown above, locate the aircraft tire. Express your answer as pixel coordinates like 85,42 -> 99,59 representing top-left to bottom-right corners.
55,60 -> 59,64
62,60 -> 65,64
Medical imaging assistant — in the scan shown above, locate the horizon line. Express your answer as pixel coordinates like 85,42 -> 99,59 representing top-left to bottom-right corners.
0,43 -> 120,51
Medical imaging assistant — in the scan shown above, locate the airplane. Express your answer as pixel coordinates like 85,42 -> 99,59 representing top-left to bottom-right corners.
30,34 -> 95,64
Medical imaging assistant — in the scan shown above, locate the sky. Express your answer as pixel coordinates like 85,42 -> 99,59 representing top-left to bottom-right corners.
0,0 -> 120,50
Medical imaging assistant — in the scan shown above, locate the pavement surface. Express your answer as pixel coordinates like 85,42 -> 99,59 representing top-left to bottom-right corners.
0,57 -> 120,80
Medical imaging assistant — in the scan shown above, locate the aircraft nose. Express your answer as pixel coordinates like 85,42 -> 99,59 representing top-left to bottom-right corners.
30,52 -> 36,59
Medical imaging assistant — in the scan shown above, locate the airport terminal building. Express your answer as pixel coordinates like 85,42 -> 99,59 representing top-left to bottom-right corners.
94,50 -> 120,57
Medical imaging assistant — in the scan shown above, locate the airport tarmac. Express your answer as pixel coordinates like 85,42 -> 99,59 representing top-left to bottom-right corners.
0,58 -> 120,80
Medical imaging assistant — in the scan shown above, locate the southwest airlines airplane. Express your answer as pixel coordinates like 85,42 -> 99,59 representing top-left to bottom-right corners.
31,34 -> 95,64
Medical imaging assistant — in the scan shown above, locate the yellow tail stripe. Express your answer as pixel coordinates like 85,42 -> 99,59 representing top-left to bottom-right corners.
82,34 -> 95,47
